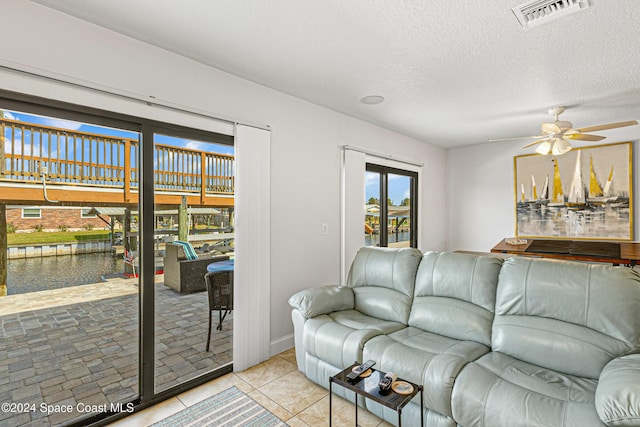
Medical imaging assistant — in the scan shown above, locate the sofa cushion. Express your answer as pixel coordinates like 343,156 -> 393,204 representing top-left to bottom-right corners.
288,285 -> 354,318
595,354 -> 640,426
347,246 -> 423,324
363,327 -> 490,418
452,352 -> 604,427
302,311 -> 406,369
494,257 -> 640,378
410,251 -> 503,346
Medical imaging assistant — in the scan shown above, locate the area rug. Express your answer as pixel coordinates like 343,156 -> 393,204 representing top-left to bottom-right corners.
151,386 -> 289,427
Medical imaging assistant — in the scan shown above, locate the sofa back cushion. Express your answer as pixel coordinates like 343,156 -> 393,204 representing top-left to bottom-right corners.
409,251 -> 503,346
494,257 -> 640,379
347,246 -> 423,324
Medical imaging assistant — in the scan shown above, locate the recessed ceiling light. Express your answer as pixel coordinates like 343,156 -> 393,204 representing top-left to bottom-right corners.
360,95 -> 385,105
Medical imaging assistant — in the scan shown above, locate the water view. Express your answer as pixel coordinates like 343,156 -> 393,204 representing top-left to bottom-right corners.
6,252 -> 123,295
365,231 -> 411,247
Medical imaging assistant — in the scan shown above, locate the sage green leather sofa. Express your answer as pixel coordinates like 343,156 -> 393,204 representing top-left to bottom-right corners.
288,247 -> 640,427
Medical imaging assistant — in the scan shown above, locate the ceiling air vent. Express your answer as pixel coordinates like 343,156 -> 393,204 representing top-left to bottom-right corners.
512,0 -> 589,29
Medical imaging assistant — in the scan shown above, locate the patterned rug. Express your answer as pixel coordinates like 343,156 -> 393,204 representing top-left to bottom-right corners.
151,386 -> 289,427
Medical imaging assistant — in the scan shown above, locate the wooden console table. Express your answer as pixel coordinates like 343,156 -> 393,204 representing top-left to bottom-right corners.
491,239 -> 640,266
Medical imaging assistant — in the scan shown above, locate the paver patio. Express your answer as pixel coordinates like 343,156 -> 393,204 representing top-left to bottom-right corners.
0,275 -> 232,426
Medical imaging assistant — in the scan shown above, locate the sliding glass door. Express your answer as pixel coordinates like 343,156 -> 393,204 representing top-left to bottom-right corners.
0,105 -> 141,426
152,131 -> 235,393
0,93 -> 236,426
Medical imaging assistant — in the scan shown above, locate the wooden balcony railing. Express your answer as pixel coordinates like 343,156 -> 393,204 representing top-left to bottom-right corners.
0,118 -> 234,203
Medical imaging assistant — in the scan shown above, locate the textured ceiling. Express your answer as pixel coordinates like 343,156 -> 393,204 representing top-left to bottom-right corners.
29,0 -> 640,148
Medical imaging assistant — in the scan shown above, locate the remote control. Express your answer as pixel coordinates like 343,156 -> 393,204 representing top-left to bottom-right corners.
346,360 -> 376,381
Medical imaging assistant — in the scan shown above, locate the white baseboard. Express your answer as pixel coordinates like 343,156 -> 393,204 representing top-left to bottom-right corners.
270,333 -> 294,357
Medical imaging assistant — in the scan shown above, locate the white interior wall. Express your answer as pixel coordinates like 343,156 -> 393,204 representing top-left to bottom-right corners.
448,134 -> 640,252
2,0 -> 447,354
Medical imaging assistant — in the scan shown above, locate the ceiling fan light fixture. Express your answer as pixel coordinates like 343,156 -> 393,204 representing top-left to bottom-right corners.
491,106 -> 638,155
535,140 -> 552,155
552,138 -> 572,155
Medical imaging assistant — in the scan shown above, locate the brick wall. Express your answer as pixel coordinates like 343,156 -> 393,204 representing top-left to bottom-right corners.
6,208 -> 110,232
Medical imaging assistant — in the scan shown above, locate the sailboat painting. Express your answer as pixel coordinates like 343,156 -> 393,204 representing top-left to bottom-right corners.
514,141 -> 633,240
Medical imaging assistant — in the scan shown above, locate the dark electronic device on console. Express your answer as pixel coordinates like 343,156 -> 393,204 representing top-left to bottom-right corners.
378,372 -> 397,393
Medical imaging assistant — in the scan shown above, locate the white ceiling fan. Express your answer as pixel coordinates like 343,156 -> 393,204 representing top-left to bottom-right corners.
490,106 -> 638,155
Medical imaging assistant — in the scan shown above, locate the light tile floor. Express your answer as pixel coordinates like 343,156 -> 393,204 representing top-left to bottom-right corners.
109,348 -> 393,427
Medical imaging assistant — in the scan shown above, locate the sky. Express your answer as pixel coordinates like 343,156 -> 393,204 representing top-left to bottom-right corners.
365,171 -> 411,206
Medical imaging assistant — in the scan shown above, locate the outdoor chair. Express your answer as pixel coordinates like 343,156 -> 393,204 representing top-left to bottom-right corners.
164,243 -> 228,293
173,240 -> 198,259
204,268 -> 234,352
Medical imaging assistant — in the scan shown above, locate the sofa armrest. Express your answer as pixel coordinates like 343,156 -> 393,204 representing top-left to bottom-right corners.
596,354 -> 640,426
288,285 -> 354,318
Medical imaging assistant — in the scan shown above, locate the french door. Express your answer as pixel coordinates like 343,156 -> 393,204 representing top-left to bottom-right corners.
365,163 -> 418,248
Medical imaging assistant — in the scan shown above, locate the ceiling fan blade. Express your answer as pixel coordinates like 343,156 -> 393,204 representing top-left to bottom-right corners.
574,120 -> 639,133
541,122 -> 560,133
522,138 -> 549,149
563,132 -> 606,142
489,135 -> 543,142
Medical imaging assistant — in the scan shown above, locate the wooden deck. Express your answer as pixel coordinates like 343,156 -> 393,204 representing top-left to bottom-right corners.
0,118 -> 234,206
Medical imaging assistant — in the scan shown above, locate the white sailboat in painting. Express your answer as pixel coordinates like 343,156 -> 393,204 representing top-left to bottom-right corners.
530,175 -> 538,201
603,166 -> 614,196
566,150 -> 586,207
529,174 -> 549,208
538,175 -> 549,203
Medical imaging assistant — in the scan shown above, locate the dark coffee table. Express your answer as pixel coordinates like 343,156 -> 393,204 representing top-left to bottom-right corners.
329,362 -> 424,427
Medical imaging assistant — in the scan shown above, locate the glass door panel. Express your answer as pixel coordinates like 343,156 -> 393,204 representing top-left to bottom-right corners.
0,109 -> 140,425
153,132 -> 234,393
388,173 -> 412,248
365,164 -> 417,248
365,171 -> 381,247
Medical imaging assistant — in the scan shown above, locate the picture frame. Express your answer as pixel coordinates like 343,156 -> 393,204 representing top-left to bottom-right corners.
514,141 -> 633,240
